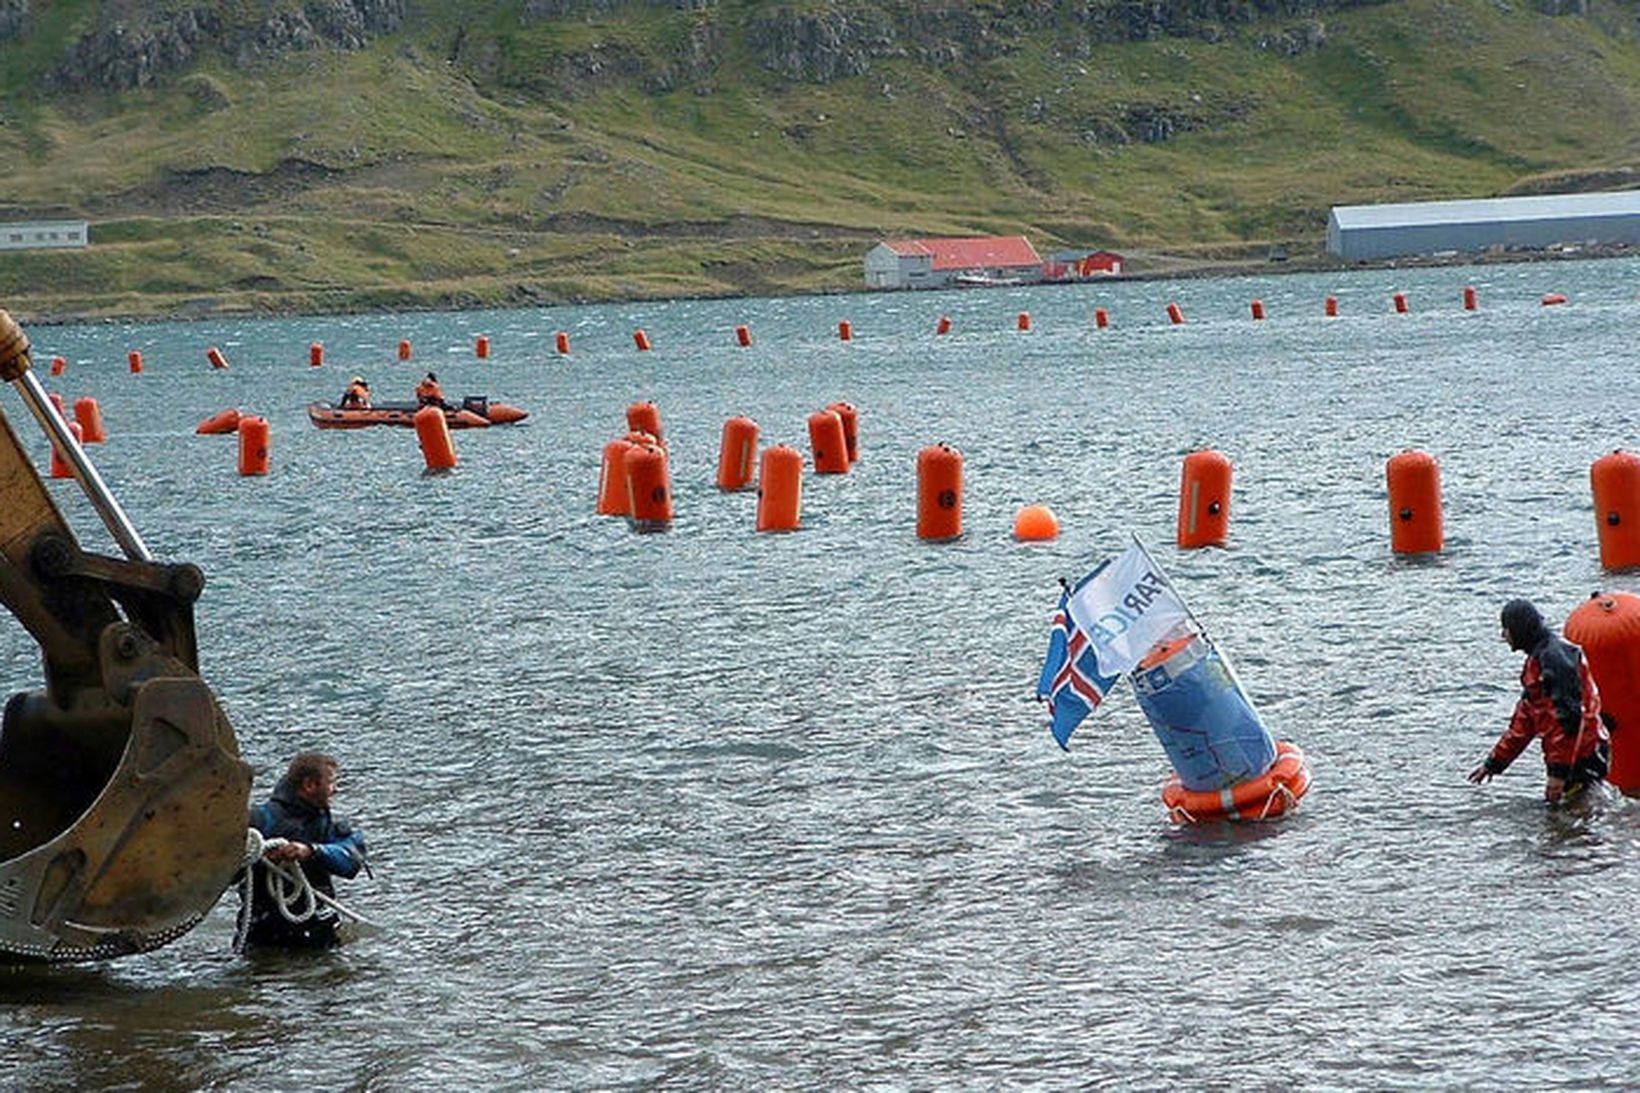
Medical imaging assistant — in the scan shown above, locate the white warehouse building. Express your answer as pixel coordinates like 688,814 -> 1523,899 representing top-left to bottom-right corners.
1327,191 -> 1640,260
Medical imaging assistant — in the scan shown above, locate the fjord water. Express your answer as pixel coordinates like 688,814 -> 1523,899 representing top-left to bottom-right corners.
2,259 -> 1639,1087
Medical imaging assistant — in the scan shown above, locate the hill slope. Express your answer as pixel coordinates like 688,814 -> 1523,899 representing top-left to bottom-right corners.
1,0 -> 1639,318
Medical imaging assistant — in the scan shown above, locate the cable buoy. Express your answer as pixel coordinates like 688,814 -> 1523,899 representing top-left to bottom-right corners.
309,342 -> 324,367
808,409 -> 849,474
633,329 -> 651,352
756,445 -> 803,532
476,335 -> 491,359
49,355 -> 65,376
49,421 -> 82,479
73,397 -> 106,444
1543,293 -> 1568,306
1250,300 -> 1265,321
626,401 -> 662,442
128,350 -> 143,374
597,438 -> 637,515
1564,592 -> 1640,795
237,416 -> 270,477
413,405 -> 457,471
735,324 -> 752,347
196,408 -> 241,435
556,331 -> 570,355
1177,450 -> 1231,548
1095,308 -> 1109,329
1166,302 -> 1184,325
827,401 -> 859,464
1325,296 -> 1338,317
1013,504 -> 1059,542
397,339 -> 412,361
1463,286 -> 1478,311
838,320 -> 853,342
1017,312 -> 1031,332
1393,292 -> 1409,314
1591,450 -> 1640,569
917,444 -> 963,542
936,316 -> 951,335
207,346 -> 229,370
1386,449 -> 1443,554
716,416 -> 759,491
625,443 -> 672,531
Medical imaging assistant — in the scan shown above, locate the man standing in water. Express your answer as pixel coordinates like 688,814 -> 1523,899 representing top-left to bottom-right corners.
243,751 -> 368,948
1469,599 -> 1611,804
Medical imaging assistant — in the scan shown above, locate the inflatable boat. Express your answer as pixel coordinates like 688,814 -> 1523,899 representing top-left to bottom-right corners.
307,396 -> 528,430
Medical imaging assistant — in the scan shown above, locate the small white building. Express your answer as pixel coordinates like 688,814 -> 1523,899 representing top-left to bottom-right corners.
1327,192 -> 1640,260
0,221 -> 89,251
864,235 -> 1042,289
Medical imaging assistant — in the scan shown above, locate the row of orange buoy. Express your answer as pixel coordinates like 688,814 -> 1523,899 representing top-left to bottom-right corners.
45,337 -> 500,376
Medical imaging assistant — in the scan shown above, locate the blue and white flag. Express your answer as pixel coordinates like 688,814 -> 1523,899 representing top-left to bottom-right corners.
1036,568 -> 1122,750
1066,542 -> 1192,679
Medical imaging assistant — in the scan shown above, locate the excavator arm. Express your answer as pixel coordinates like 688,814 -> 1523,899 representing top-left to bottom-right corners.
0,310 -> 250,962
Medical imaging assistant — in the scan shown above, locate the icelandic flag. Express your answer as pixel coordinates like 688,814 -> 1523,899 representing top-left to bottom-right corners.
1065,542 -> 1192,679
1036,566 -> 1122,750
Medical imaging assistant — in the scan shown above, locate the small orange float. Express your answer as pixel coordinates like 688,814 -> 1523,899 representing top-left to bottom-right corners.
196,408 -> 242,435
1013,504 -> 1059,542
1162,740 -> 1312,823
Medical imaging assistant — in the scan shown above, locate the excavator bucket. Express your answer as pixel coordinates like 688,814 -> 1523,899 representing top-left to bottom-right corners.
0,311 -> 250,962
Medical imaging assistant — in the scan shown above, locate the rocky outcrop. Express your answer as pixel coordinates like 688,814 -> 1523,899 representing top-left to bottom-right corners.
0,0 -> 28,43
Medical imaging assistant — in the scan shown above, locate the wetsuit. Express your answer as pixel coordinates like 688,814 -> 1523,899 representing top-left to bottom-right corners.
1483,623 -> 1610,790
415,378 -> 445,408
243,776 -> 368,948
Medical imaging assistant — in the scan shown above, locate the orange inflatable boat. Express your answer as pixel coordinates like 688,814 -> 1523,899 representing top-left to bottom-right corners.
307,396 -> 528,431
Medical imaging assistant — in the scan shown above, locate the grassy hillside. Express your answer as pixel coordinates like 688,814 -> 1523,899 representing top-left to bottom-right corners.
0,0 -> 1639,319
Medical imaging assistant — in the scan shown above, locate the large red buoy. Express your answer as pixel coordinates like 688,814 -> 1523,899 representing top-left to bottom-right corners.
838,320 -> 853,342
237,416 -> 270,476
556,331 -> 570,355
625,443 -> 673,531
936,316 -> 952,335
1463,286 -> 1478,311
1325,296 -> 1338,317
206,346 -> 229,370
49,355 -> 65,376
73,397 -> 106,444
917,444 -> 963,542
627,401 -> 662,442
1250,300 -> 1265,321
717,416 -> 759,491
414,405 -> 457,471
735,324 -> 752,347
633,329 -> 651,352
757,445 -> 803,532
1177,450 -> 1231,549
397,339 -> 412,361
597,438 -> 637,515
1393,292 -> 1409,314
1095,308 -> 1109,329
310,342 -> 324,367
808,409 -> 848,474
1591,450 -> 1640,569
827,401 -> 859,464
1386,450 -> 1443,554
1564,592 -> 1640,795
128,350 -> 143,374
49,421 -> 82,479
1166,302 -> 1185,325
196,408 -> 242,435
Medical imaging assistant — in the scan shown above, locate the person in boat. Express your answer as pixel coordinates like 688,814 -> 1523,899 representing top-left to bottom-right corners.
415,372 -> 447,409
339,376 -> 371,409
1469,598 -> 1611,804
242,751 -> 368,949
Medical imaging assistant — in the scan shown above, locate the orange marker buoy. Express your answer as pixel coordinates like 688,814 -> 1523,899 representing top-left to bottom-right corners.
196,408 -> 242,435
716,416 -> 760,491
49,355 -> 65,376
917,444 -> 963,542
309,342 -> 324,367
756,445 -> 804,532
128,350 -> 143,374
206,346 -> 229,370
1177,450 -> 1232,549
1325,296 -> 1338,317
1250,300 -> 1265,321
735,324 -> 752,347
1386,450 -> 1443,554
236,415 -> 270,477
48,392 -> 64,419
49,421 -> 82,479
414,405 -> 457,471
73,397 -> 106,444
1094,308 -> 1109,329
476,335 -> 491,359
1564,592 -> 1640,795
397,339 -> 412,361
633,329 -> 652,352
556,331 -> 570,355
936,316 -> 952,335
826,401 -> 859,465
626,401 -> 662,442
838,320 -> 853,342
1017,312 -> 1031,332
1463,286 -> 1478,311
808,409 -> 849,475
1393,292 -> 1409,314
1013,504 -> 1060,542
625,443 -> 673,531
1167,302 -> 1184,325
1591,450 -> 1640,569
597,438 -> 637,515
1542,293 -> 1568,306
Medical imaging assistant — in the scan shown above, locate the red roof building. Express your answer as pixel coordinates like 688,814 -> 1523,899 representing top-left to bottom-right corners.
864,235 -> 1043,289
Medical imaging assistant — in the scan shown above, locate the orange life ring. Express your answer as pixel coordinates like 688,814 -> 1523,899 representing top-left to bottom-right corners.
1161,740 -> 1312,823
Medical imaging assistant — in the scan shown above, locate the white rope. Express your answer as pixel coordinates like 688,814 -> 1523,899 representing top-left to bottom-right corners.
233,830 -> 375,952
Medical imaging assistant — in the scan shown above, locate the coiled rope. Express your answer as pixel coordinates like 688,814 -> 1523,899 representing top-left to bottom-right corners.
233,828 -> 374,952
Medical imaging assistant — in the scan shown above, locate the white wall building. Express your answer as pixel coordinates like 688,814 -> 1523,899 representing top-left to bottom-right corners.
1328,192 -> 1640,260
0,221 -> 89,251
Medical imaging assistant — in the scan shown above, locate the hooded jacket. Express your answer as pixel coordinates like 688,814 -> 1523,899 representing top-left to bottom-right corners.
1486,600 -> 1609,781
244,775 -> 368,947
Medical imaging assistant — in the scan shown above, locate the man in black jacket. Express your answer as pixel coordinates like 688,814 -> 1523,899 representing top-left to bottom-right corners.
242,752 -> 368,948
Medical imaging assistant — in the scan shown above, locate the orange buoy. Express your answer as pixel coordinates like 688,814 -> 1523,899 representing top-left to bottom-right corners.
556,331 -> 570,355
625,443 -> 673,531
716,416 -> 760,491
414,405 -> 457,471
1325,296 -> 1338,317
236,415 -> 270,477
1463,286 -> 1478,311
1166,302 -> 1184,325
936,315 -> 952,335
1177,450 -> 1232,549
917,444 -> 963,542
597,438 -> 637,515
1542,292 -> 1568,307
626,401 -> 662,442
633,329 -> 651,352
1017,312 -> 1031,332
1386,450 -> 1444,554
1250,300 -> 1265,321
195,408 -> 242,435
1564,592 -> 1640,794
309,342 -> 324,367
476,335 -> 491,359
826,401 -> 859,464
838,320 -> 853,342
1013,503 -> 1060,542
49,421 -> 82,480
1393,292 -> 1409,314
1163,740 -> 1312,823
396,339 -> 411,361
206,346 -> 229,370
49,355 -> 65,376
73,397 -> 106,444
808,409 -> 849,474
1094,308 -> 1109,329
756,445 -> 804,532
127,350 -> 143,374
1591,450 -> 1640,569
48,392 -> 64,419
735,324 -> 752,347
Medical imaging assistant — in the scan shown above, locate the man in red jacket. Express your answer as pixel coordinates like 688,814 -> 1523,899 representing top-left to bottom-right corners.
1469,599 -> 1611,804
